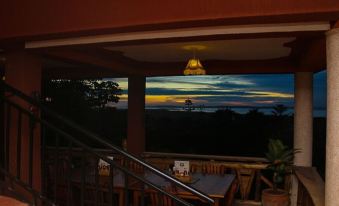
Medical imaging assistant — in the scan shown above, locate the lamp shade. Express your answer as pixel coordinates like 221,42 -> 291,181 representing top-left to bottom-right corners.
183,58 -> 206,75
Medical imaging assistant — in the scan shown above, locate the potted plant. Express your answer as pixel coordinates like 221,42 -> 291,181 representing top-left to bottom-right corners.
262,139 -> 298,206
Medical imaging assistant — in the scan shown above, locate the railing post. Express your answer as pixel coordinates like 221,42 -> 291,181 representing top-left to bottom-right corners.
0,82 -> 4,179
254,170 -> 261,201
16,112 -> 22,179
67,140 -> 73,206
28,115 -> 35,187
5,104 -> 11,173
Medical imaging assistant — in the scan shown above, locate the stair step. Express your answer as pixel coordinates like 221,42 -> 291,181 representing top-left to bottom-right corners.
0,196 -> 28,206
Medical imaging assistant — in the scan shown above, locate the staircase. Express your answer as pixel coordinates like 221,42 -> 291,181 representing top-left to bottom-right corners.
0,81 -> 214,206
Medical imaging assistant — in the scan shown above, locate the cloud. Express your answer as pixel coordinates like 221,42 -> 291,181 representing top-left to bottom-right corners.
107,72 -> 326,111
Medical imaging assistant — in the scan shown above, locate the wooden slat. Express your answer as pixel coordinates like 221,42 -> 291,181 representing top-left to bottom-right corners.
260,175 -> 273,188
236,169 -> 255,200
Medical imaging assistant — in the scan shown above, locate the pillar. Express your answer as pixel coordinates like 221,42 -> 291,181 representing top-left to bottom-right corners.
325,28 -> 339,206
127,76 -> 145,156
290,72 -> 313,206
294,72 -> 314,166
4,51 -> 42,191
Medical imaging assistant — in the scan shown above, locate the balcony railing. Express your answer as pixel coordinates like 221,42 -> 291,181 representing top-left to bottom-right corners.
1,81 -> 214,206
1,80 -> 324,206
43,142 -> 325,206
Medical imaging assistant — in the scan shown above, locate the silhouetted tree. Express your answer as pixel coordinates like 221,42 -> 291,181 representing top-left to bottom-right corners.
215,107 -> 238,121
197,104 -> 205,112
43,79 -> 122,114
246,108 -> 264,118
184,98 -> 193,112
42,79 -> 123,146
272,104 -> 288,117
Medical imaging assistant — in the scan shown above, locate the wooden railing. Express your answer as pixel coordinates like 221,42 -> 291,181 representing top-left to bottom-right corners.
45,149 -> 276,204
45,150 -> 324,206
295,167 -> 324,206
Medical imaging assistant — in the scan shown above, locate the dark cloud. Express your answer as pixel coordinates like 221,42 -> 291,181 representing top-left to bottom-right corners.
113,72 -> 326,112
238,74 -> 294,93
145,87 -> 248,96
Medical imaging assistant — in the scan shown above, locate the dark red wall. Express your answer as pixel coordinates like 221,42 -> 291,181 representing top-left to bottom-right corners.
1,0 -> 339,40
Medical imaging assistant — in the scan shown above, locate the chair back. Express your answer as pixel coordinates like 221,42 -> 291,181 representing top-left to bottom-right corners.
225,179 -> 239,206
202,163 -> 225,175
236,168 -> 255,200
147,188 -> 176,206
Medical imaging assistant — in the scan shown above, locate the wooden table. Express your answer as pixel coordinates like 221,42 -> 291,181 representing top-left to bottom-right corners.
142,172 -> 236,206
73,169 -> 235,206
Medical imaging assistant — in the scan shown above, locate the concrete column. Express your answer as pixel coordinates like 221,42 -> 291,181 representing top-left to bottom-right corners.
294,72 -> 313,166
5,51 -> 42,191
290,72 -> 313,206
127,76 -> 145,156
325,28 -> 339,206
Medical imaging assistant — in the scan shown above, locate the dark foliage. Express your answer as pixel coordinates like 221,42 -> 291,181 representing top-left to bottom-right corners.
42,79 -> 124,147
43,79 -> 121,112
145,109 -> 293,157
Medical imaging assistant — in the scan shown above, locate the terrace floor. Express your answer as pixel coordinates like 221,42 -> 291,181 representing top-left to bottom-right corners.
0,196 -> 27,206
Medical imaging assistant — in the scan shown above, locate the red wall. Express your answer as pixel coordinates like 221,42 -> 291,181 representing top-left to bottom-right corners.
0,0 -> 339,41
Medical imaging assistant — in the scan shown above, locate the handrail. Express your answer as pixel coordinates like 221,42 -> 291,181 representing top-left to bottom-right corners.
5,98 -> 196,206
295,166 -> 324,206
143,151 -> 268,163
0,81 -> 214,204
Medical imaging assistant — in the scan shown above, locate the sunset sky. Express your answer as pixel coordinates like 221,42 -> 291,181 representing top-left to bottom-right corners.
109,71 -> 326,114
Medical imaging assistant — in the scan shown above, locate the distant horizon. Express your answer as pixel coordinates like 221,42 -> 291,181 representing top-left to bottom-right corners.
112,105 -> 326,117
107,71 -> 327,117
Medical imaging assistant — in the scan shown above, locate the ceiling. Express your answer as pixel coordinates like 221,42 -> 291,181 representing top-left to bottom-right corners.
105,37 -> 296,62
30,23 -> 326,79
0,22 -> 329,78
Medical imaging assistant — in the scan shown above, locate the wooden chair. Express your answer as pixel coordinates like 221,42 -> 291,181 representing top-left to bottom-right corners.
147,189 -> 175,206
128,161 -> 144,174
190,163 -> 199,173
81,184 -> 124,206
202,163 -> 225,175
224,179 -> 239,206
236,168 -> 255,200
